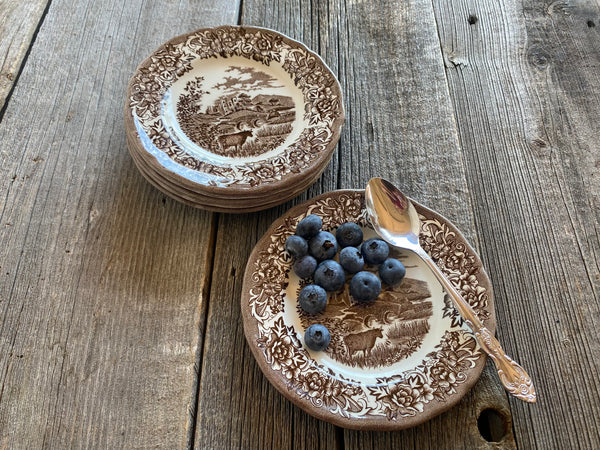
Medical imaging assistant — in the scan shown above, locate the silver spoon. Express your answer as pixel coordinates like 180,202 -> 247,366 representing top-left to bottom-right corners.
365,177 -> 536,403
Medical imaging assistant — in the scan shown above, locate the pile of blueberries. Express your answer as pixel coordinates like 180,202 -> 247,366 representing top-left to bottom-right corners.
285,214 -> 406,352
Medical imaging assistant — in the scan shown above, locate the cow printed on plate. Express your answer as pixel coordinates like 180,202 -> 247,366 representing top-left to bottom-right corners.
297,269 -> 433,369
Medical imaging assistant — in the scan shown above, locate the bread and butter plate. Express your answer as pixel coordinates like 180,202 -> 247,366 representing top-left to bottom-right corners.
241,190 -> 495,430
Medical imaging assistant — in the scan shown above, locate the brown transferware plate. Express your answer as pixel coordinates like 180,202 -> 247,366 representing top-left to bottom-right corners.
241,190 -> 496,430
125,25 -> 344,211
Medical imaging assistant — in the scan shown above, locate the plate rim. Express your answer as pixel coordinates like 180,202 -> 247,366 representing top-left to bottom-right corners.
241,189 -> 496,431
127,132 -> 330,212
124,25 -> 345,197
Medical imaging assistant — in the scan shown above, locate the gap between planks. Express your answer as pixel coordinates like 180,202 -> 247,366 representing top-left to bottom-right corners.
0,0 -> 52,120
186,212 -> 220,450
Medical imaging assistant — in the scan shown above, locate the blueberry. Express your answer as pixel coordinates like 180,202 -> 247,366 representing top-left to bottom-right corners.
296,214 -> 322,239
285,235 -> 308,259
335,222 -> 363,248
298,285 -> 328,314
349,271 -> 381,303
379,258 -> 406,286
308,231 -> 338,261
293,255 -> 318,279
314,260 -> 346,292
339,246 -> 364,274
304,324 -> 331,351
361,238 -> 389,265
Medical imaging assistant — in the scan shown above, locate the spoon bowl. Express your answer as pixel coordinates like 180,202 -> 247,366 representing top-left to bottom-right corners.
365,178 -> 420,248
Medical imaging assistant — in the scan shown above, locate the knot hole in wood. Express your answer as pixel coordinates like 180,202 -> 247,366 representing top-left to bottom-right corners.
477,408 -> 508,443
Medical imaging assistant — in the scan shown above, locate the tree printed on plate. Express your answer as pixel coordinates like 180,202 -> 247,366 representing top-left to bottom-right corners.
297,251 -> 434,369
176,66 -> 296,158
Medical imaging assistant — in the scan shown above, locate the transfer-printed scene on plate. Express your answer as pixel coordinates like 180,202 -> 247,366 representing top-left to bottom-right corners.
176,65 -> 296,158
295,247 -> 435,369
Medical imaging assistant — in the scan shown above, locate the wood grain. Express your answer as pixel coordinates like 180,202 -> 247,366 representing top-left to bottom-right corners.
0,0 -> 238,448
0,0 -> 50,111
431,0 -> 600,448
195,0 -> 512,448
1,0 -> 598,447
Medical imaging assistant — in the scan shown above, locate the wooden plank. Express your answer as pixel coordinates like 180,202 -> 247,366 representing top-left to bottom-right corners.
329,0 -> 513,447
193,10 -> 341,448
0,0 -> 238,448
0,0 -> 50,111
194,213 -> 339,449
431,0 -> 600,448
196,0 -> 512,448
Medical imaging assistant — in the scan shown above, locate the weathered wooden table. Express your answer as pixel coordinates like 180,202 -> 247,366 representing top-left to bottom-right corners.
1,0 -> 599,448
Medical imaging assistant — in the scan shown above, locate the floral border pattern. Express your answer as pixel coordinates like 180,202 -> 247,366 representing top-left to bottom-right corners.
246,191 -> 492,422
128,26 -> 343,187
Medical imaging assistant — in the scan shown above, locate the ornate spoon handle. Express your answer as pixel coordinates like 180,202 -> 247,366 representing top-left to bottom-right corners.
469,324 -> 536,402
415,247 -> 537,403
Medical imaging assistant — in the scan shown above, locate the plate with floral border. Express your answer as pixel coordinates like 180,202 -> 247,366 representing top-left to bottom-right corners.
125,25 -> 344,211
241,190 -> 496,430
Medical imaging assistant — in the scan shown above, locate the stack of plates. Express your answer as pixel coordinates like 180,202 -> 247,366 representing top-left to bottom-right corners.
125,26 -> 344,212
